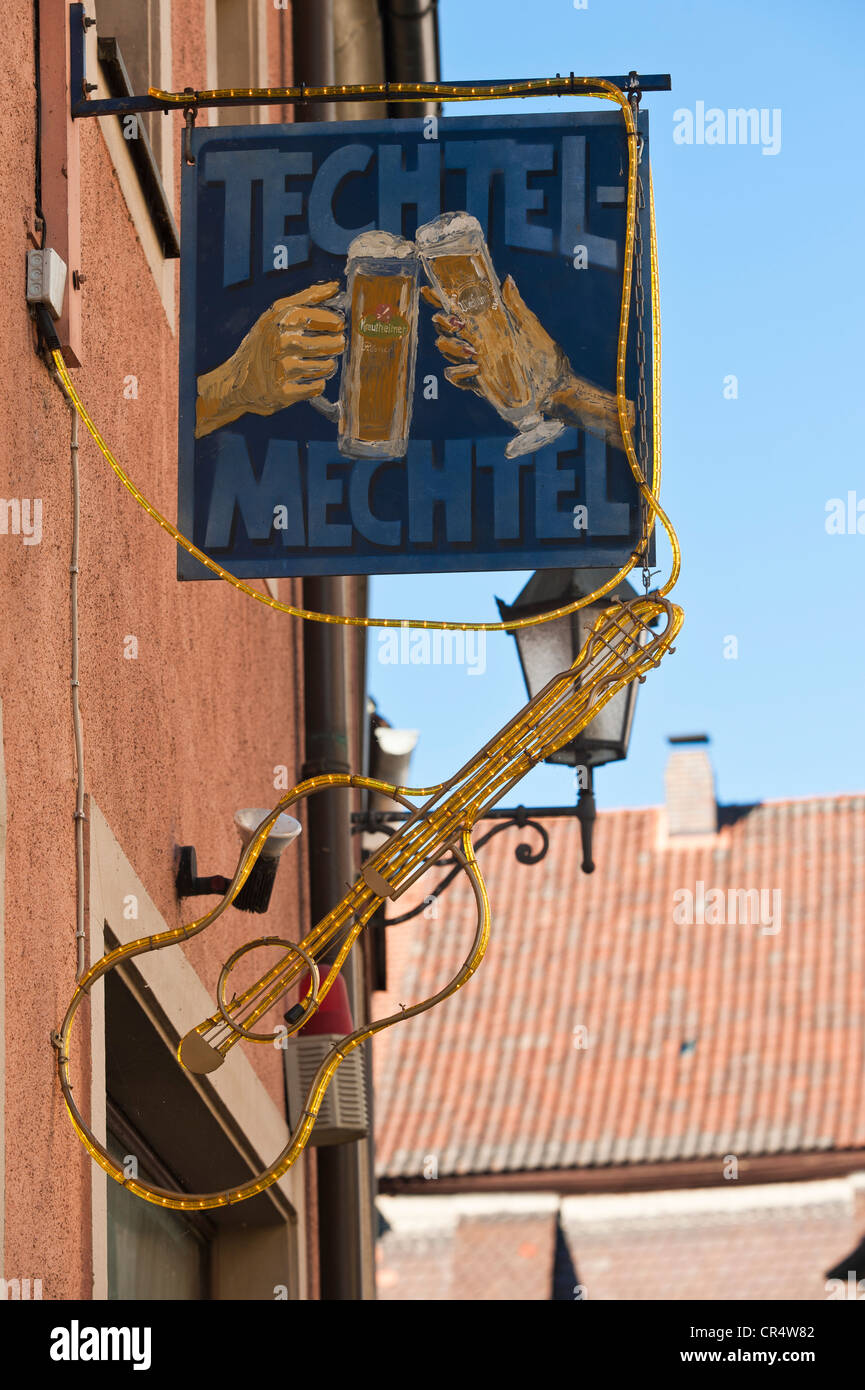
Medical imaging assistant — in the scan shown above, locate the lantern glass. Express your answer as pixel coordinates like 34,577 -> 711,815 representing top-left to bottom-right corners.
498,570 -> 644,770
508,613 -> 576,698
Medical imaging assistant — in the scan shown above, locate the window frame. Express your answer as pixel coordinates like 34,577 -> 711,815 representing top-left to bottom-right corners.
86,798 -> 306,1300
210,0 -> 270,127
95,35 -> 180,260
105,1096 -> 214,1300
84,3 -> 177,327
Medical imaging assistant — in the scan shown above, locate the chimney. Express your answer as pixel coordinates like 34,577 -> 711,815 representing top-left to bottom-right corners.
664,735 -> 717,836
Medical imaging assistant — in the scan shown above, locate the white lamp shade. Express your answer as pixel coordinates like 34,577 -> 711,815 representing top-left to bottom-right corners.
234,808 -> 303,858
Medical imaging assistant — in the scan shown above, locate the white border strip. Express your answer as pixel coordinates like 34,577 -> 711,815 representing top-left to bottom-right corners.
0,699 -> 6,1274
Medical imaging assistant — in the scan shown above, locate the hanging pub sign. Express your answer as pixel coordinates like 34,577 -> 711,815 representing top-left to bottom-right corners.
177,111 -> 652,580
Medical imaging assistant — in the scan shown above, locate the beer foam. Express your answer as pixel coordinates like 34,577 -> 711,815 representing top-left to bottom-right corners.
415,212 -> 482,249
347,230 -> 415,261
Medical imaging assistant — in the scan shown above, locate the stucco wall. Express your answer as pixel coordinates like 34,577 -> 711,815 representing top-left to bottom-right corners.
0,0 -> 323,1298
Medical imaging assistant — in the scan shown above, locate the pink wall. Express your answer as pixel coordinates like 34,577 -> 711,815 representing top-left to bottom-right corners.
0,0 -> 335,1297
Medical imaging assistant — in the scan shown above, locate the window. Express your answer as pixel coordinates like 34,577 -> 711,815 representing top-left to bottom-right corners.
93,0 -> 179,255
104,968 -> 214,1299
95,0 -> 163,153
106,1105 -> 212,1301
87,1 -> 178,319
87,800 -> 306,1300
212,0 -> 268,126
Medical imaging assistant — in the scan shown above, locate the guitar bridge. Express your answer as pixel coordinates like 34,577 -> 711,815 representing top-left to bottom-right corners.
362,828 -> 467,902
362,862 -> 398,899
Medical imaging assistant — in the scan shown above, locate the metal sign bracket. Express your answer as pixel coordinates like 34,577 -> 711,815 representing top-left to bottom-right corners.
69,3 -> 669,121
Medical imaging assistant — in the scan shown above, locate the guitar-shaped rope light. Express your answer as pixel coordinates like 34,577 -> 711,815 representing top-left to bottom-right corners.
55,589 -> 681,1210
52,84 -> 682,1210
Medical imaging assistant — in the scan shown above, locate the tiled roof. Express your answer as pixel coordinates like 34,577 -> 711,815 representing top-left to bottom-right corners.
375,1177 -> 865,1301
376,1195 -> 559,1300
373,794 -> 865,1179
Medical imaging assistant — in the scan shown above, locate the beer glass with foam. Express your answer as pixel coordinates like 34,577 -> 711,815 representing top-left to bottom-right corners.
415,212 -> 565,458
312,231 -> 419,458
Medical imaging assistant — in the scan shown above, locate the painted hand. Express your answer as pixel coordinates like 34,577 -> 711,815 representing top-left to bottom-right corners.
423,274 -> 566,402
422,275 -> 634,449
195,282 -> 346,439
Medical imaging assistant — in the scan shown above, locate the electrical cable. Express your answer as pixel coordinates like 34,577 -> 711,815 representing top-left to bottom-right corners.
48,361 -> 87,979
147,75 -> 647,107
69,405 -> 86,979
33,0 -> 47,247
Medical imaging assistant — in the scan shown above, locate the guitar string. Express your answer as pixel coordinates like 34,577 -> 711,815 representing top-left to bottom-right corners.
207,598 -> 674,1053
203,596 -> 669,1048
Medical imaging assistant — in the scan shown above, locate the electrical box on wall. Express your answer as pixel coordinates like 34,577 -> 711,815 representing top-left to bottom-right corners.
285,1035 -> 369,1146
26,248 -> 68,320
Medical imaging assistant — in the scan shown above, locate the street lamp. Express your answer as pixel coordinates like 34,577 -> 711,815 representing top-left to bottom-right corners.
350,569 -> 648,915
496,568 -> 648,872
175,808 -> 302,913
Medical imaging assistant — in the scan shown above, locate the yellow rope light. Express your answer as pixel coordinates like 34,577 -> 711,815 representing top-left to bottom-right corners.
51,77 -> 679,631
150,77 -> 621,106
53,76 -> 685,1209
56,591 -> 682,1209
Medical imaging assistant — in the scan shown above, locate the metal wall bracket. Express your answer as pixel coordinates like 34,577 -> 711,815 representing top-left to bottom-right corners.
353,802 -> 597,924
174,845 -> 230,900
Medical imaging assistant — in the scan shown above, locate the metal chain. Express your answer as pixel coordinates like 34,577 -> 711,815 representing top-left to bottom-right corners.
630,93 -> 653,594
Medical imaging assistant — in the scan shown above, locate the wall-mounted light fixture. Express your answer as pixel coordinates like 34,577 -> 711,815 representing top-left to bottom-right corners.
176,808 -> 302,915
497,568 -> 650,873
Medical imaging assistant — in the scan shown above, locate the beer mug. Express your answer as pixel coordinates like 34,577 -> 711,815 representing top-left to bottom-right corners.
311,231 -> 420,459
415,212 -> 565,459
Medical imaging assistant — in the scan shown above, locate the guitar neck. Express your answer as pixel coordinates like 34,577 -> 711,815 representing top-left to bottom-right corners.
363,595 -> 674,903
252,595 -> 678,1027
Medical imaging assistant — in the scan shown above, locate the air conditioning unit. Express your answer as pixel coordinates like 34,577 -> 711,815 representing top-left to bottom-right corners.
284,1034 -> 369,1146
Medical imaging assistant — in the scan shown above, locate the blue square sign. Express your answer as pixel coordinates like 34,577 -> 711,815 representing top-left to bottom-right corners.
177,110 -> 652,579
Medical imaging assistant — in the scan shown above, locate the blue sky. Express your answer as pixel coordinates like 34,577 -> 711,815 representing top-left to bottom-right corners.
368,0 -> 865,814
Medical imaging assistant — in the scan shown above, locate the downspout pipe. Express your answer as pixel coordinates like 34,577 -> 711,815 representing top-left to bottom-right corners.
292,0 -> 440,1303
293,0 -> 368,1305
292,0 -> 335,121
381,0 -> 441,116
